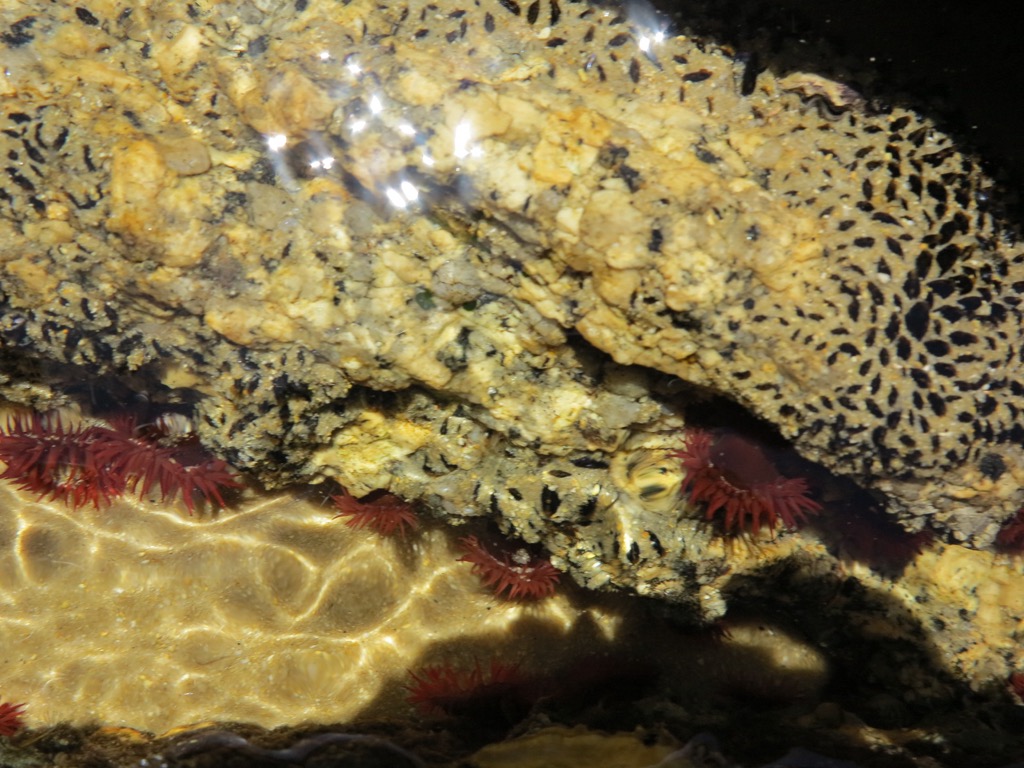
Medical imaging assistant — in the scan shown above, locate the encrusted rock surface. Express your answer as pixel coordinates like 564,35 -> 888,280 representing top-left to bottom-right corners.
2,0 -> 1023,612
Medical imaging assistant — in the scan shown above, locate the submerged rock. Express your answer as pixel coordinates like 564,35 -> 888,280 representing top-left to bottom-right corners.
1,0 -> 1022,609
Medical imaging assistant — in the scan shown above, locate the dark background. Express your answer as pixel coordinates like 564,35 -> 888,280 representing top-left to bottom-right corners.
654,0 -> 1024,218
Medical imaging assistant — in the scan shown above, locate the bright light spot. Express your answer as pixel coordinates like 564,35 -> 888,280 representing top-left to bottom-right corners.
399,180 -> 419,202
369,94 -> 384,115
318,50 -> 330,61
309,155 -> 336,171
625,0 -> 671,60
266,133 -> 287,151
421,151 -> 435,167
349,118 -> 367,134
397,122 -> 417,137
385,187 -> 407,209
385,180 -> 421,209
346,58 -> 361,76
453,119 -> 473,159
637,28 -> 666,53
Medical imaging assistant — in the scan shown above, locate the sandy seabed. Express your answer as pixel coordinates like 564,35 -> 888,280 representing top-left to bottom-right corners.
0,482 -> 622,733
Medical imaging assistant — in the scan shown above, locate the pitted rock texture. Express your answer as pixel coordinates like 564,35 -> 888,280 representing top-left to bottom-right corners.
1,0 -> 1022,607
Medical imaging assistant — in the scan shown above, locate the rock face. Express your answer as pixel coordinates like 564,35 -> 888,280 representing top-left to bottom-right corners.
2,0 -> 1023,606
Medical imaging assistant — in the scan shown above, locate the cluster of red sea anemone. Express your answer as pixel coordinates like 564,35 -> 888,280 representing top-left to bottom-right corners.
672,428 -> 821,535
328,487 -> 560,600
0,411 -> 241,514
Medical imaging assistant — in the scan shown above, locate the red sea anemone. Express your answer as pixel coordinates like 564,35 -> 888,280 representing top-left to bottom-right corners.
1009,672 -> 1024,702
90,416 -> 242,514
996,507 -> 1024,553
832,496 -> 932,572
406,659 -> 523,717
457,534 -> 560,600
0,699 -> 26,737
672,428 -> 820,534
331,489 -> 419,537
